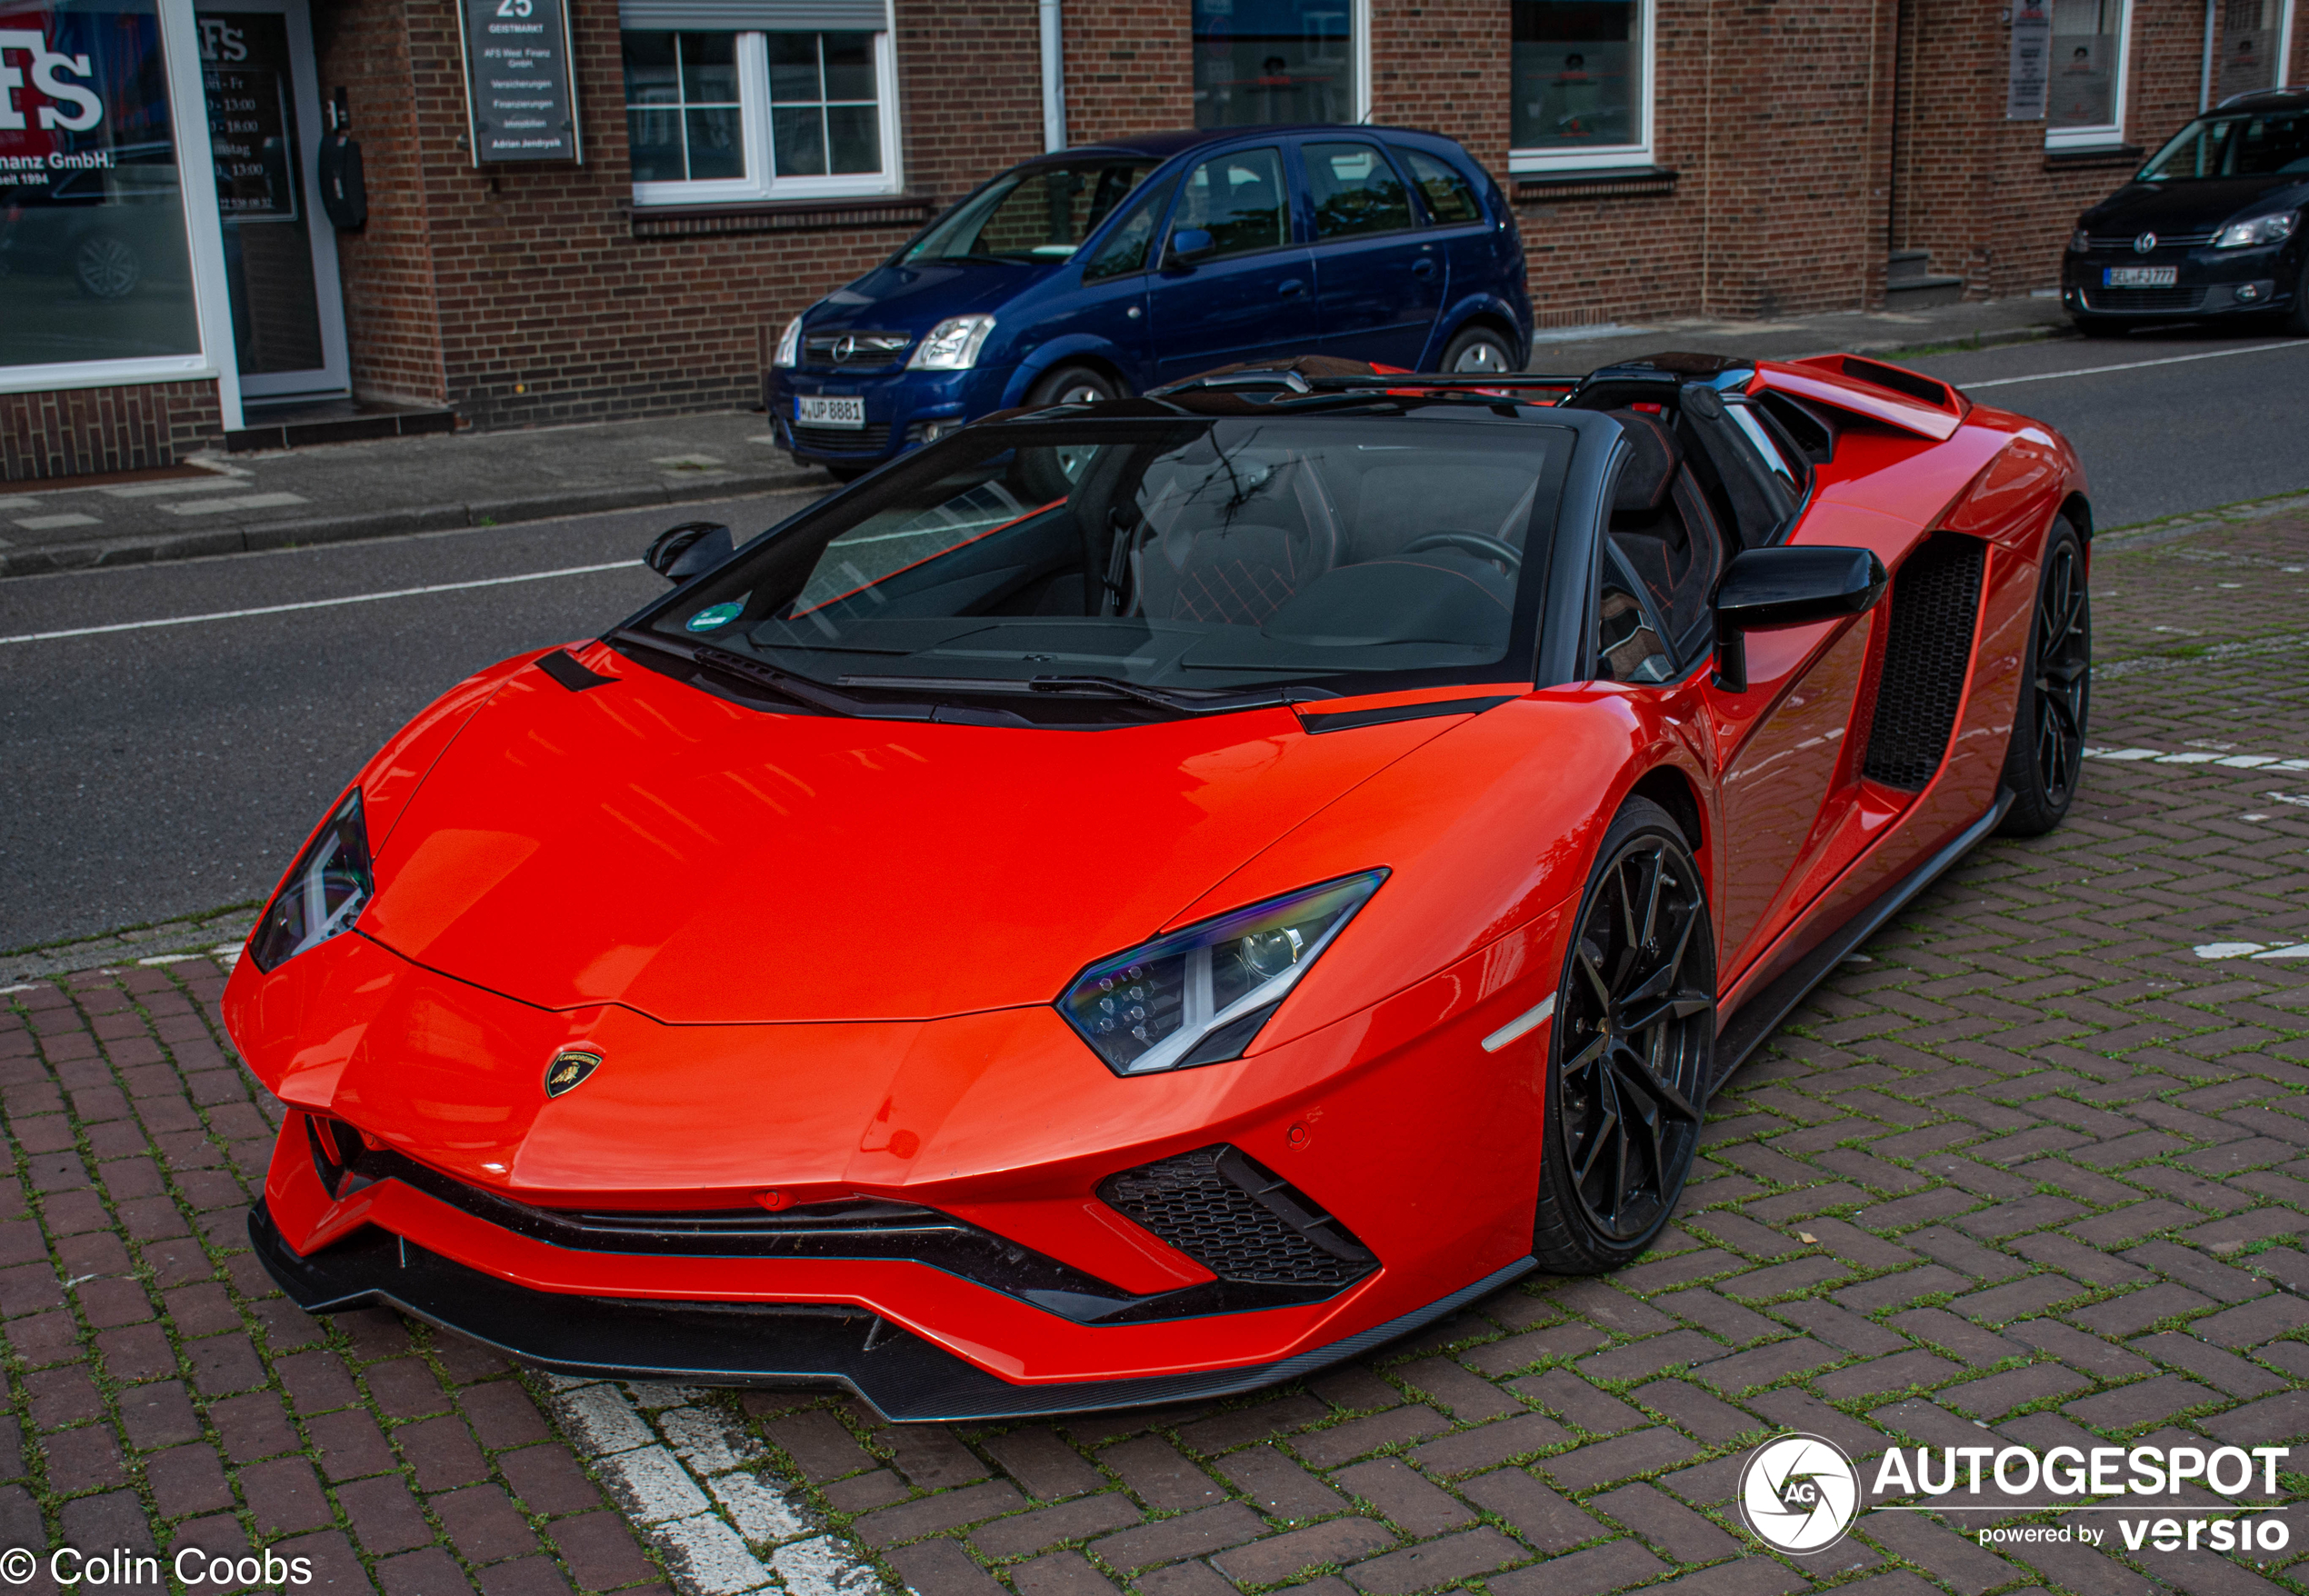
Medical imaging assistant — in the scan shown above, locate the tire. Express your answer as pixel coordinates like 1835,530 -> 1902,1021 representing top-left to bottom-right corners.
2283,258 -> 2309,337
1018,364 -> 1124,499
1996,516 -> 2092,837
74,233 -> 141,300
1435,324 -> 1516,374
2069,314 -> 2124,338
1532,796 -> 1716,1274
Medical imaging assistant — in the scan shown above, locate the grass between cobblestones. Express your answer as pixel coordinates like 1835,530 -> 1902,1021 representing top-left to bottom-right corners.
2,514 -> 2304,1596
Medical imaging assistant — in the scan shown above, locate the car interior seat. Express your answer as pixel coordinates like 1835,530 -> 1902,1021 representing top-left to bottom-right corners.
1131,448 -> 1342,624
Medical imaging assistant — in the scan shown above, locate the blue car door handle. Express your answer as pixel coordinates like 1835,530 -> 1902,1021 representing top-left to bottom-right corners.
1278,278 -> 1307,297
1411,258 -> 1438,279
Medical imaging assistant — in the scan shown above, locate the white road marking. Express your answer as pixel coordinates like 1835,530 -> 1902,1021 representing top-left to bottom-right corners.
2084,745 -> 2309,769
162,491 -> 309,516
1963,339 -> 2309,390
1482,993 -> 1557,1052
545,1378 -> 883,1596
0,560 -> 643,646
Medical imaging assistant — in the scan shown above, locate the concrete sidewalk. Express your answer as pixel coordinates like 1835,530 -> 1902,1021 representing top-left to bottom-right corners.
0,295 -> 2076,581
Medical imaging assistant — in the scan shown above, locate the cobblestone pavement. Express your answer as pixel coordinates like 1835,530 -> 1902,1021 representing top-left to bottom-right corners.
3,514 -> 2304,1596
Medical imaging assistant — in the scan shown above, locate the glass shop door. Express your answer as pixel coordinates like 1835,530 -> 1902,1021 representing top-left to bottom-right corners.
195,0 -> 349,400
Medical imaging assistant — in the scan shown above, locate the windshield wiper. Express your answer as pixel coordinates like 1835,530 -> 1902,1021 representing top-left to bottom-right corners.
1028,675 -> 1341,713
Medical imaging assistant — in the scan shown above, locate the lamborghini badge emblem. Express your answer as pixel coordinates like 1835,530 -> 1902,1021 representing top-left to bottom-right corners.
545,1049 -> 602,1098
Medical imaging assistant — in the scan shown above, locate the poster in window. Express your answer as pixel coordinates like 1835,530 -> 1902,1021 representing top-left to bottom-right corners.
0,0 -> 203,368
199,15 -> 295,219
2006,0 -> 2052,119
456,0 -> 580,163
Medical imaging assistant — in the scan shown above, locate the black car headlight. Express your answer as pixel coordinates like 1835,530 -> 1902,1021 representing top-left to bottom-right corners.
2214,212 -> 2297,249
247,790 -> 374,973
1058,871 -> 1386,1076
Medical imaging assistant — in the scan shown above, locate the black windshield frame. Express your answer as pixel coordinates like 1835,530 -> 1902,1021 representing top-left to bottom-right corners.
615,404 -> 1589,721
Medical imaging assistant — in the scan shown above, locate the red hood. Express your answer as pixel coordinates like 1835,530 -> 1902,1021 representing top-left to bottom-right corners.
360,653 -> 1450,1023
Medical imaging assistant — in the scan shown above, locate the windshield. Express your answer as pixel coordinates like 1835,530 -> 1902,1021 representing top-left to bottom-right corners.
900,160 -> 1164,263
2138,110 -> 2309,180
635,413 -> 1569,713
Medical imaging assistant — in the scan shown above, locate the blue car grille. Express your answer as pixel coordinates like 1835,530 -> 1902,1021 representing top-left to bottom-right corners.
790,421 -> 892,454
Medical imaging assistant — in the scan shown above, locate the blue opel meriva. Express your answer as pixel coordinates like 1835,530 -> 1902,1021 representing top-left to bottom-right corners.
767,125 -> 1533,478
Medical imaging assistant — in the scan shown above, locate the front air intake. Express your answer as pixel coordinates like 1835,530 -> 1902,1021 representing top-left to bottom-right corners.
1863,534 -> 1985,791
1099,1145 -> 1376,1285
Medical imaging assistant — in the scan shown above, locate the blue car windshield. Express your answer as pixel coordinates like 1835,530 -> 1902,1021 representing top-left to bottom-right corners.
644,412 -> 1571,702
900,160 -> 1164,263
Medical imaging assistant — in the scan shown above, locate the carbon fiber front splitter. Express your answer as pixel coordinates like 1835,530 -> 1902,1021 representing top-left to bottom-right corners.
247,1201 -> 1533,1421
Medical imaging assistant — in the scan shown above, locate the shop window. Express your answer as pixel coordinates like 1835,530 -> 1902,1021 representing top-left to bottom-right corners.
1511,0 -> 1654,172
2217,0 -> 2294,100
1192,0 -> 1364,128
1,0 -> 214,387
2045,0 -> 2130,148
619,23 -> 896,204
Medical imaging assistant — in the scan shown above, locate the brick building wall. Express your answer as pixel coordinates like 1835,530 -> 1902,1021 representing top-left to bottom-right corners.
1064,0 -> 1194,143
0,383 -> 224,483
314,0 -> 450,405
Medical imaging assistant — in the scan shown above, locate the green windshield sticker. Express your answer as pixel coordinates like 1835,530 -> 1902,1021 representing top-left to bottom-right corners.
686,603 -> 744,633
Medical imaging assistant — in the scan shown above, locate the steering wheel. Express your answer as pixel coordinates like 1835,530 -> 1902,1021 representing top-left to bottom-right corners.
1403,531 -> 1524,571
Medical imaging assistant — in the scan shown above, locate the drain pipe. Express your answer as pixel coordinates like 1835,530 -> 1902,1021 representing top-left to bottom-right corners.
1040,0 -> 1067,151
2200,0 -> 2215,110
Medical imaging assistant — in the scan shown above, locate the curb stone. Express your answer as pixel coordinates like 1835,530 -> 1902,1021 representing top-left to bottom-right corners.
0,467 -> 829,578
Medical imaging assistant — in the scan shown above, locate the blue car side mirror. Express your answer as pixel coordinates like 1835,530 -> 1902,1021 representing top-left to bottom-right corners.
1165,228 -> 1214,267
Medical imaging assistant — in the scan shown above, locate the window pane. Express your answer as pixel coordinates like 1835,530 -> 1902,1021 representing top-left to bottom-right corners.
1192,0 -> 1357,127
1084,177 -> 1175,279
821,33 -> 876,101
680,31 -> 739,104
768,34 -> 822,103
1512,0 -> 1644,150
1304,141 -> 1411,238
826,103 -> 880,174
1175,147 -> 1288,256
685,107 -> 745,179
773,105 -> 827,175
622,31 -> 680,105
1398,147 -> 1480,223
2048,0 -> 2117,127
627,111 -> 685,181
1,0 -> 202,369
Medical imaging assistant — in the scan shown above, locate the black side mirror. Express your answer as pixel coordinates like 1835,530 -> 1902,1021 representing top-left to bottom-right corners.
1164,227 -> 1214,268
1712,544 -> 1887,693
645,521 -> 733,582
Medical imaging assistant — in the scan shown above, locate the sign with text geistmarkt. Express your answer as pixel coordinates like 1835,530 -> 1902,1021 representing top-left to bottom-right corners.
455,0 -> 583,164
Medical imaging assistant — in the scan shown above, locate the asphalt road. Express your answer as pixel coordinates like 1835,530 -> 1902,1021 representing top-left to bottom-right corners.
4,326 -> 2306,954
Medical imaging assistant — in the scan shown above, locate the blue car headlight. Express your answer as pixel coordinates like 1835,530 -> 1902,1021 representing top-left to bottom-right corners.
1058,871 -> 1387,1076
247,790 -> 374,973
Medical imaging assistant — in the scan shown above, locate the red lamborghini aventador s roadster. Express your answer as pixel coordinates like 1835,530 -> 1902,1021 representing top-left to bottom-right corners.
224,352 -> 2093,1421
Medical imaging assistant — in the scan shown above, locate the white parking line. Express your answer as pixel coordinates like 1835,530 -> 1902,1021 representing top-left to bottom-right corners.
1964,339 -> 2309,390
0,560 -> 643,645
2084,745 -> 2309,769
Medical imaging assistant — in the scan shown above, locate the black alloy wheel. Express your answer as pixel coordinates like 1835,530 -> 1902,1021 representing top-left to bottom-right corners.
1998,517 -> 2092,836
1533,797 -> 1715,1272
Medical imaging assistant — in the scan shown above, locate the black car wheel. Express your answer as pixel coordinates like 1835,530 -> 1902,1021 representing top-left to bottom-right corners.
1437,324 -> 1516,374
2284,258 -> 2309,337
1533,796 -> 1715,1274
74,233 -> 141,300
1997,516 -> 2092,837
1019,364 -> 1124,498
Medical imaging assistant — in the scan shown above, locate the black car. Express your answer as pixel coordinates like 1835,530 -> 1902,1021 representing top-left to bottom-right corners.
2061,87 -> 2309,335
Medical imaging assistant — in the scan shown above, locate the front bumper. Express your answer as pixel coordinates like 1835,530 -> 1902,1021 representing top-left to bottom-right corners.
248,1198 -> 1529,1421
764,364 -> 1015,465
2061,246 -> 2294,316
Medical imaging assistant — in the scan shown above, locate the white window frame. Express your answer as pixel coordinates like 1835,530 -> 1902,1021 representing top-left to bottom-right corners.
1505,0 -> 1658,173
0,0 -> 241,424
2044,0 -> 2134,149
627,21 -> 901,206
